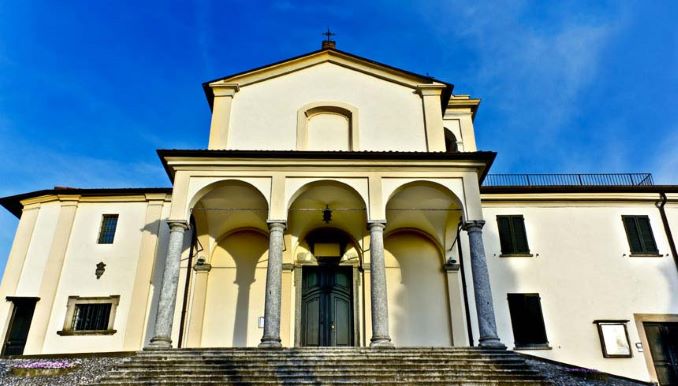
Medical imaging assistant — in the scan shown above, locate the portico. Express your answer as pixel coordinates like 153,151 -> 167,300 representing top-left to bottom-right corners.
144,150 -> 501,349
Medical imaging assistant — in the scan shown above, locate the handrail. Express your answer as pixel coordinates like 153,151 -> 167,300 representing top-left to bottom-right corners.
483,173 -> 654,187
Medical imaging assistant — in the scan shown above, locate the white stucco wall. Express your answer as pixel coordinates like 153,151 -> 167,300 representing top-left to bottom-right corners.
40,201 -> 151,353
480,200 -> 678,382
228,62 -> 427,152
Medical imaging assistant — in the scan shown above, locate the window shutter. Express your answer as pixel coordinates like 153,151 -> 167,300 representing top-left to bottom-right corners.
623,216 -> 642,253
497,216 -> 513,254
508,293 -> 548,347
637,217 -> 658,253
511,216 -> 530,253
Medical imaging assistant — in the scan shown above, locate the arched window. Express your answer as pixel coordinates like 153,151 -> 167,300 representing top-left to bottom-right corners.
297,102 -> 359,151
444,128 -> 459,153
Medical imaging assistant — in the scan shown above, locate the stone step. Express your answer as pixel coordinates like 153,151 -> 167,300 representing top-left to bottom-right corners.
97,374 -> 546,382
95,381 -> 548,386
89,348 -> 552,386
103,367 -> 540,376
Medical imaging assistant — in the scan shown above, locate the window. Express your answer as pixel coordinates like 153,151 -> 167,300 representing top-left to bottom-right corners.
507,293 -> 549,348
73,303 -> 111,331
444,128 -> 459,152
593,320 -> 632,358
497,215 -> 531,256
98,214 -> 118,244
57,296 -> 119,335
622,215 -> 659,255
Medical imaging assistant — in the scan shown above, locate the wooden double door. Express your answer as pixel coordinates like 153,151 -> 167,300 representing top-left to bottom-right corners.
645,322 -> 678,385
301,265 -> 353,346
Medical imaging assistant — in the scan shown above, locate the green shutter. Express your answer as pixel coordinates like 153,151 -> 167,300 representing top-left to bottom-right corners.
511,216 -> 530,253
623,216 -> 642,253
637,217 -> 658,253
497,216 -> 514,254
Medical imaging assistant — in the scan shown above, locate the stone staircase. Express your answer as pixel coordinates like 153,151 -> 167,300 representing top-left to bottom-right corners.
90,347 -> 553,385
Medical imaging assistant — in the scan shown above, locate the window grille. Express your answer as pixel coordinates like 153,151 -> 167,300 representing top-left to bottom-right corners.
72,303 -> 112,331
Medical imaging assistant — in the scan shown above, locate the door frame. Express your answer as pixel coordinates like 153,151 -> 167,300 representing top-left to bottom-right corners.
2,296 -> 40,356
294,262 -> 360,347
634,313 -> 678,383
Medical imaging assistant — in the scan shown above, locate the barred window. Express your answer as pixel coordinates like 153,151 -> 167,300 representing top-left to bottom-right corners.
98,214 -> 118,244
58,296 -> 119,336
72,303 -> 111,331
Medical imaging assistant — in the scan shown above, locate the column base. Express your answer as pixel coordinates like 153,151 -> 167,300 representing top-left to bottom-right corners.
258,338 -> 282,349
144,336 -> 172,350
478,337 -> 506,349
370,337 -> 394,349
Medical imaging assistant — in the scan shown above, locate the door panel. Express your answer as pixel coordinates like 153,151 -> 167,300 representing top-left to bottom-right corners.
301,266 -> 353,346
2,300 -> 37,356
644,322 -> 678,385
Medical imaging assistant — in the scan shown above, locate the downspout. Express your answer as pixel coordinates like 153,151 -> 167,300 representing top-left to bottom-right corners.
656,192 -> 678,272
177,217 -> 197,348
457,225 -> 474,346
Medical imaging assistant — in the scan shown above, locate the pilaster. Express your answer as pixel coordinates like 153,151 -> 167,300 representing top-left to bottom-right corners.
417,84 -> 447,152
208,83 -> 239,149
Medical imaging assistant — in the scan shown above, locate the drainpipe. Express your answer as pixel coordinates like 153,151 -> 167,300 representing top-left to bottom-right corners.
656,192 -> 678,273
456,226 -> 474,346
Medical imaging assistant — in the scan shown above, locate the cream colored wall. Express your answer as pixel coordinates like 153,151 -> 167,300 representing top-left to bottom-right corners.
480,199 -> 678,381
385,232 -> 452,346
41,201 -> 149,353
201,230 -> 268,347
228,63 -> 427,152
15,203 -> 61,296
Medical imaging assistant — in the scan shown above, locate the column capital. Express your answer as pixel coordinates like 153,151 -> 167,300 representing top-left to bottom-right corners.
368,221 -> 386,231
167,220 -> 189,232
267,221 -> 287,232
462,220 -> 485,232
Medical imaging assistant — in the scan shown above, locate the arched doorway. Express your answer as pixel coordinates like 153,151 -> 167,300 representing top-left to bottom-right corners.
287,180 -> 367,347
300,228 -> 355,347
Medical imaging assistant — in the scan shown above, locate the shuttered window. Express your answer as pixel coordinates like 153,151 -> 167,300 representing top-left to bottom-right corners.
497,215 -> 530,255
98,214 -> 118,244
622,215 -> 658,255
507,293 -> 549,347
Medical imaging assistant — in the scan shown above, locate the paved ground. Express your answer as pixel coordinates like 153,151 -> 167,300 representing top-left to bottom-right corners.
523,357 -> 651,386
0,352 -> 652,385
0,355 -> 128,386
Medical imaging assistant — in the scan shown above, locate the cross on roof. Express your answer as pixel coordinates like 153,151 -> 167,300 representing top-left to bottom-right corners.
322,28 -> 335,42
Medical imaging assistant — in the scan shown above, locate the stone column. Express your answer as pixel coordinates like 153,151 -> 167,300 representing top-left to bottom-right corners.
368,221 -> 393,348
463,220 -> 504,347
259,221 -> 286,348
146,220 -> 188,349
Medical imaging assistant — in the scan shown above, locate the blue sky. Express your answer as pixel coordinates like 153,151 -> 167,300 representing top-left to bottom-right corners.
0,1 -> 676,273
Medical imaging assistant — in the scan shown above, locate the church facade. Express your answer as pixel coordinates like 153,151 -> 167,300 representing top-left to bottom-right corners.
0,42 -> 676,384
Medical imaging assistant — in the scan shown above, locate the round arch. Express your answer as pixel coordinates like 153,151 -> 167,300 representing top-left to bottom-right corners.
189,179 -> 269,215
287,179 -> 368,212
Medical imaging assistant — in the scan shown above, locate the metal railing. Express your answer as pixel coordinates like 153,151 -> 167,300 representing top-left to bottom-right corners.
483,173 -> 654,187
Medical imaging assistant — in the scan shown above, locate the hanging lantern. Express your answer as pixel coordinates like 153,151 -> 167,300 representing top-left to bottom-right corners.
322,205 -> 332,224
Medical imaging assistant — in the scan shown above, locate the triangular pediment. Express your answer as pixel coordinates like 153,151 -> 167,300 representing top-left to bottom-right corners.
202,48 -> 451,108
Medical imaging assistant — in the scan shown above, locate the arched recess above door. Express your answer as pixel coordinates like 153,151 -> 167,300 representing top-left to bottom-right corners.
296,101 -> 359,151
